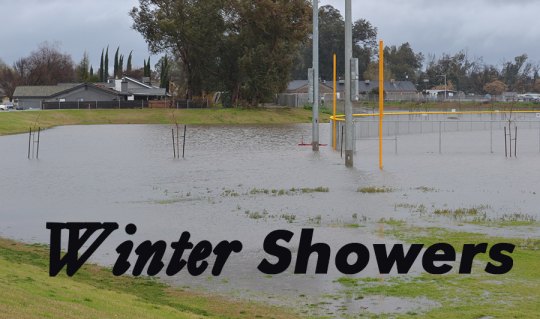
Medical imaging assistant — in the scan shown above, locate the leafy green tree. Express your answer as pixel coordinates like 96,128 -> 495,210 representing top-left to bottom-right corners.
157,55 -> 170,91
131,0 -> 311,105
131,0 -> 227,98
232,0 -> 311,105
143,57 -> 151,77
383,42 -> 423,82
76,51 -> 90,82
424,51 -> 477,93
290,5 -> 378,81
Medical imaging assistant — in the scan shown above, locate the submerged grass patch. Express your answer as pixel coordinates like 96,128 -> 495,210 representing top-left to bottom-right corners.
0,237 -> 301,319
357,186 -> 393,194
337,224 -> 540,318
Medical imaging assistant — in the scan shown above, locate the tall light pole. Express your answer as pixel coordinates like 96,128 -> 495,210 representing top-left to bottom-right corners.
312,0 -> 319,151
438,74 -> 447,101
344,0 -> 353,167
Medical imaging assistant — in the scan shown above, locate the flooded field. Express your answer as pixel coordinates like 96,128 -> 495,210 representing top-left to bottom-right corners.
1,122 -> 539,317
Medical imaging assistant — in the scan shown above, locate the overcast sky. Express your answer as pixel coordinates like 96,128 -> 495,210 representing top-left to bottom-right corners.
1,0 -> 539,70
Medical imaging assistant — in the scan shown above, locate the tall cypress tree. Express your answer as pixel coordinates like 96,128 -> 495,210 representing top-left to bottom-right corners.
99,49 -> 104,82
114,47 -> 119,79
119,54 -> 124,77
104,45 -> 109,80
126,51 -> 133,73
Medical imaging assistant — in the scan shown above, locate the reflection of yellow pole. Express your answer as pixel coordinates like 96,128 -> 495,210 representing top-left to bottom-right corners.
333,53 -> 337,150
379,40 -> 384,170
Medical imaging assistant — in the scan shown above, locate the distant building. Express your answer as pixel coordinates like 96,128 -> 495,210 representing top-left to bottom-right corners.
0,88 -> 9,103
13,83 -> 123,109
13,77 -> 168,109
102,76 -> 168,101
328,79 -> 418,101
285,80 -> 334,94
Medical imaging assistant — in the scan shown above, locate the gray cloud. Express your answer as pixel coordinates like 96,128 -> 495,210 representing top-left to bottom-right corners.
0,0 -> 151,69
322,0 -> 540,66
1,0 -> 538,70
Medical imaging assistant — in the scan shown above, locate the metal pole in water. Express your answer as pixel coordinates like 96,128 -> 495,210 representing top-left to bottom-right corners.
509,122 -> 512,158
28,128 -> 32,159
341,125 -> 344,158
378,40 -> 385,169
439,121 -> 442,154
36,127 -> 40,159
344,0 -> 353,167
490,120 -> 493,153
515,126 -> 517,157
504,126 -> 507,157
176,124 -> 180,159
172,128 -> 176,158
182,125 -> 186,159
333,53 -> 337,150
312,0 -> 319,152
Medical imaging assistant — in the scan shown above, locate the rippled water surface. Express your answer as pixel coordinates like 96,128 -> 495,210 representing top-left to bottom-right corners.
1,123 -> 539,317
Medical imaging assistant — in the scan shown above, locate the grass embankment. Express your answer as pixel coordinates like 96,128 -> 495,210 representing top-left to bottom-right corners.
336,224 -> 540,319
0,237 -> 302,319
0,108 -> 319,136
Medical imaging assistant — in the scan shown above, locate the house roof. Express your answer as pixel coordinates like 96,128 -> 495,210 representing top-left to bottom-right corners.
286,80 -> 334,93
13,85 -> 73,98
326,80 -> 417,93
287,80 -> 309,91
49,83 -> 124,98
129,88 -> 167,96
14,83 -> 125,99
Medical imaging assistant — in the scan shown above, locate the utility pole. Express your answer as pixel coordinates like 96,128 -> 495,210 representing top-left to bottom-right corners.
312,0 -> 319,151
344,0 -> 353,167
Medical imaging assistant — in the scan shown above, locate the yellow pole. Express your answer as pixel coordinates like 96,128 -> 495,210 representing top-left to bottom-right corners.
333,53 -> 337,150
379,40 -> 384,170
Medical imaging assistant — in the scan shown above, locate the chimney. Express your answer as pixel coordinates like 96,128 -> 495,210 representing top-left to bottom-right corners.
121,79 -> 128,92
142,77 -> 151,86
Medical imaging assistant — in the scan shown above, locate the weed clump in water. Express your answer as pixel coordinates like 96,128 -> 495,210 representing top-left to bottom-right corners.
357,186 -> 393,193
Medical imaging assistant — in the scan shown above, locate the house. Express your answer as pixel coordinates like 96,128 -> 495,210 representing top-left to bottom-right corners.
425,89 -> 459,100
13,83 -> 127,109
102,76 -> 168,101
285,80 -> 334,94
0,88 -> 10,104
328,79 -> 418,101
13,77 -> 169,109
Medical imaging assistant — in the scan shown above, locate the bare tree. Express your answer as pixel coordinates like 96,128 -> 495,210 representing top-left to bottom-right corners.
20,42 -> 75,85
0,59 -> 20,100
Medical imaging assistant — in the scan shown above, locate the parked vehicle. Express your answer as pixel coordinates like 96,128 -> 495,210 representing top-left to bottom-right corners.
0,104 -> 7,110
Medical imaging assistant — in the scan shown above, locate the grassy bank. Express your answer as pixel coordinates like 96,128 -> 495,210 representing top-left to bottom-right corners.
0,108 -> 319,136
0,237 -> 302,319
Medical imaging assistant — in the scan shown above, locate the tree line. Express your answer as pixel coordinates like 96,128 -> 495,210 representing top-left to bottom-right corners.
0,42 -> 168,100
2,2 -> 540,104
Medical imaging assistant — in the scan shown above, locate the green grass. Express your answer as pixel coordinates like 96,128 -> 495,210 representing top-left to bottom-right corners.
0,237 -> 302,319
0,108 -> 322,136
334,224 -> 540,318
357,186 -> 393,194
